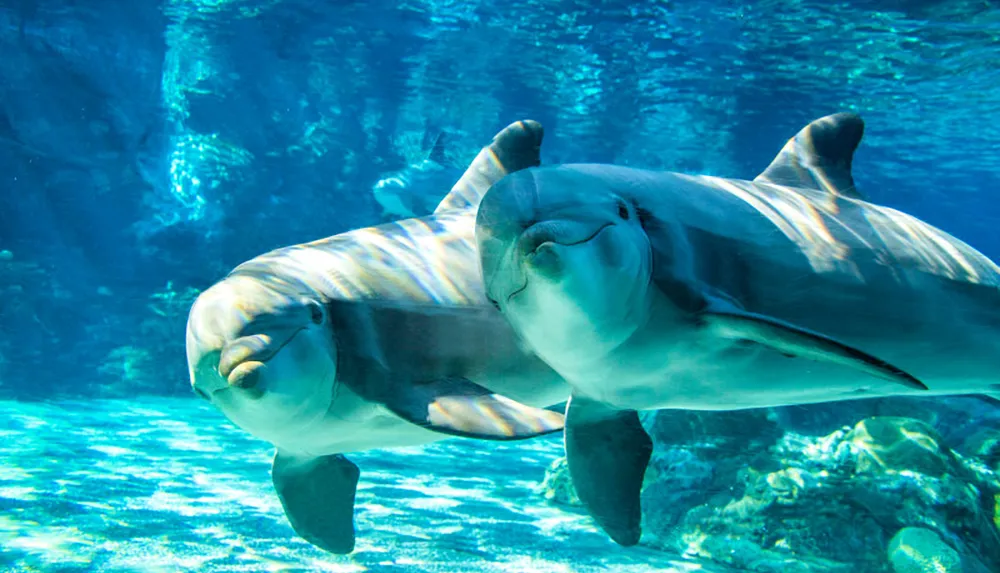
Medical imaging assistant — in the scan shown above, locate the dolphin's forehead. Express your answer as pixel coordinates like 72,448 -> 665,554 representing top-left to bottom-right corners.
187,275 -> 315,348
475,169 -> 537,290
476,169 -> 540,241
476,165 -> 636,250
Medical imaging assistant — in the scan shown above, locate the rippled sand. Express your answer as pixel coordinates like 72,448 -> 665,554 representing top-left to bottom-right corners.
0,398 -> 724,572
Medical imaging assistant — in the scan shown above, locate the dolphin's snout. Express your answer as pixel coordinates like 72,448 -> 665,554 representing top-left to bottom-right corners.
219,333 -> 279,385
190,349 -> 228,398
220,356 -> 265,390
187,277 -> 309,402
518,222 -> 556,255
519,220 -> 613,254
478,171 -> 540,245
191,342 -> 268,401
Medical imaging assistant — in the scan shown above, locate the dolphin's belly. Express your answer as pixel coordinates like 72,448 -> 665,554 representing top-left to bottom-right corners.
269,386 -> 445,457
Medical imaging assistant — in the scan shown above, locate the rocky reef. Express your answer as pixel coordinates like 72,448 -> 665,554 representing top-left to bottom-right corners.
543,403 -> 1000,572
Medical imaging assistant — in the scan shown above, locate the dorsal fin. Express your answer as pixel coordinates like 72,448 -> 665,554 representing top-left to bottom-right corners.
433,120 -> 543,214
427,130 -> 448,165
754,112 -> 866,200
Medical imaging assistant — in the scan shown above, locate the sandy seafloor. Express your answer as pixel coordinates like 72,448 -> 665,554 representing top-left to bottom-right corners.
0,398 -> 731,573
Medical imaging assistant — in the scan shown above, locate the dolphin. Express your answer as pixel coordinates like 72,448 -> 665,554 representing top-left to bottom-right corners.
472,112 -> 1000,547
185,119 -> 570,555
371,131 -> 463,220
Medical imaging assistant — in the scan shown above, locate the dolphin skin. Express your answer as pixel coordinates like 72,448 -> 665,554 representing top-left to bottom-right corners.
472,112 -> 1000,546
185,120 -> 570,555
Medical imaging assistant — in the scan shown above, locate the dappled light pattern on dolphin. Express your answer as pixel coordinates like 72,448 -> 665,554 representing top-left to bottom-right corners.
227,119 -> 544,308
700,174 -> 1000,285
230,212 -> 486,305
702,113 -> 1000,284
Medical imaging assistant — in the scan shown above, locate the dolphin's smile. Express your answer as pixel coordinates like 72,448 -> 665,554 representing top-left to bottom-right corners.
507,281 -> 528,302
519,221 -> 613,255
218,326 -> 308,391
507,222 -> 615,303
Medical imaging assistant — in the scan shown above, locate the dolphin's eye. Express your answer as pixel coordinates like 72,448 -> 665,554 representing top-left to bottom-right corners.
308,302 -> 324,325
488,298 -> 501,311
616,200 -> 630,221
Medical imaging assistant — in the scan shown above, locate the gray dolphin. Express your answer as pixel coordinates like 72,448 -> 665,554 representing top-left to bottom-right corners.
472,112 -> 1000,547
185,120 -> 570,555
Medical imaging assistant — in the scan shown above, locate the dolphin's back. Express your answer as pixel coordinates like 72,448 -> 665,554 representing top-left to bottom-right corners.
696,173 -> 1000,289
229,210 -> 486,306
625,166 -> 1000,384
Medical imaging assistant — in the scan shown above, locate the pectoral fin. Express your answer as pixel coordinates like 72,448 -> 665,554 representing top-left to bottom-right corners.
700,299 -> 927,391
565,394 -> 652,547
271,452 -> 361,555
383,376 -> 565,440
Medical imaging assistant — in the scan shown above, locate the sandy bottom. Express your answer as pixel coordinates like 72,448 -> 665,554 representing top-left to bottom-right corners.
0,397 -> 727,572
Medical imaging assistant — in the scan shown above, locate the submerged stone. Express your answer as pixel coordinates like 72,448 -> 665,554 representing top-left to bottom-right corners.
545,411 -> 1000,572
849,417 -> 953,477
887,527 -> 962,573
540,457 -> 582,508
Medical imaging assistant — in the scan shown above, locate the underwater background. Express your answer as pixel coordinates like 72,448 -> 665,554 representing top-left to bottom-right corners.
2,0 -> 1000,571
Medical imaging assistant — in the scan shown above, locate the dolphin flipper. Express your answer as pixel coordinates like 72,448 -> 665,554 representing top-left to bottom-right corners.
565,394 -> 652,547
700,298 -> 928,391
272,452 -> 361,555
383,376 -> 565,440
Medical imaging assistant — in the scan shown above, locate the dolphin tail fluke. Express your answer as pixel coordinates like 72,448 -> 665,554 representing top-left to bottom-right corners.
700,298 -> 928,391
271,452 -> 360,555
565,394 -> 652,547
383,376 -> 565,440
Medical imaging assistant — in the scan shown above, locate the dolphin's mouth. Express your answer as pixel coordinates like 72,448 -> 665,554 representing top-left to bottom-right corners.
507,281 -> 528,302
507,222 -> 614,302
218,327 -> 306,391
519,221 -> 613,255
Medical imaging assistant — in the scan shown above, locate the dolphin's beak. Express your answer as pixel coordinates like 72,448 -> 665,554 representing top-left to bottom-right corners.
186,278 -> 296,401
218,329 -> 302,389
518,220 -> 613,255
511,219 -> 610,282
190,341 -> 269,401
191,350 -> 228,397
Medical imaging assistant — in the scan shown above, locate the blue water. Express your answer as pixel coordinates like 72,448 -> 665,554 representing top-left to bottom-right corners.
2,0 -> 1000,571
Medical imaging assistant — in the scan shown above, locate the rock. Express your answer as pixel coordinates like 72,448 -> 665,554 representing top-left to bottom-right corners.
540,457 -> 582,508
539,448 -> 667,510
887,527 -> 962,573
628,414 -> 1000,572
848,417 -> 954,477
